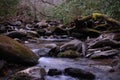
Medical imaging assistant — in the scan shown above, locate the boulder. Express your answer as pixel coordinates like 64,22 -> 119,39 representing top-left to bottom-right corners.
64,67 -> 95,79
60,39 -> 87,56
0,35 -> 38,66
9,67 -> 46,80
90,49 -> 119,59
48,69 -> 62,76
32,48 -> 52,57
5,31 -> 27,39
58,50 -> 80,58
27,30 -> 39,38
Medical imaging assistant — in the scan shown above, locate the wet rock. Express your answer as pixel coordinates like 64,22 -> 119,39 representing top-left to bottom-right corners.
32,48 -> 51,57
25,24 -> 34,30
9,67 -> 46,80
0,35 -> 38,66
93,65 -> 113,72
60,39 -> 82,51
64,67 -> 95,79
60,39 -> 87,56
48,69 -> 62,76
27,30 -> 39,37
90,49 -> 119,59
48,47 -> 60,57
58,50 -> 80,58
5,31 -> 27,39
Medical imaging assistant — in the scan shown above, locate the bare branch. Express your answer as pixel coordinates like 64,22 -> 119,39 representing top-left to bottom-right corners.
40,0 -> 57,7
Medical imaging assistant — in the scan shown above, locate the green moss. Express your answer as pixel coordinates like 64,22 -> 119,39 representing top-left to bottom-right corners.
84,28 -> 100,33
58,50 -> 80,58
0,35 -> 38,65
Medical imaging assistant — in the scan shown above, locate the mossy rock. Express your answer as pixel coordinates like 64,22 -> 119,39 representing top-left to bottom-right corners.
58,50 -> 80,58
0,35 -> 38,66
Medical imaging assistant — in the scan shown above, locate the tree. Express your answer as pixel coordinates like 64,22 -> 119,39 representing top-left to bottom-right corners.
0,0 -> 19,21
101,0 -> 120,20
49,0 -> 120,24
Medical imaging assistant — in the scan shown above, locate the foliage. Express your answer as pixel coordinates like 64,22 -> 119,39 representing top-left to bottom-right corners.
49,0 -> 120,24
0,0 -> 19,21
100,0 -> 120,20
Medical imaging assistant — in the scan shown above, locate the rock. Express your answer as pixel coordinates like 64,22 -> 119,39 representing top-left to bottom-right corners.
60,39 -> 87,56
64,67 -> 95,79
9,72 -> 32,80
36,20 -> 48,28
32,48 -> 51,57
10,20 -> 22,26
37,29 -> 46,36
27,30 -> 39,37
9,67 -> 46,80
5,31 -> 27,39
113,33 -> 120,41
90,49 -> 119,59
25,24 -> 34,30
93,65 -> 113,72
52,27 -> 67,35
0,35 -> 38,66
48,69 -> 62,76
0,60 -> 6,71
58,50 -> 80,58
89,39 -> 120,48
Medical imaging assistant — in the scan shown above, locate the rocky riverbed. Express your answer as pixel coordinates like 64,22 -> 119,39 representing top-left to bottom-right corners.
0,13 -> 120,80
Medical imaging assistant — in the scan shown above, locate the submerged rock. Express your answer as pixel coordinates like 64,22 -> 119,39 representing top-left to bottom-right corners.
48,69 -> 62,76
64,67 -> 95,79
0,35 -> 38,66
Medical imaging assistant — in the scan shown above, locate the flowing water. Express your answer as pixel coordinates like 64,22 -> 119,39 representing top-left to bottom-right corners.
25,38 -> 120,80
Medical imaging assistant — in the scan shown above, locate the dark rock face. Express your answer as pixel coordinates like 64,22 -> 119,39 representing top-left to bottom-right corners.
48,69 -> 62,76
0,35 -> 38,66
52,28 -> 67,35
64,68 -> 95,79
9,72 -> 32,80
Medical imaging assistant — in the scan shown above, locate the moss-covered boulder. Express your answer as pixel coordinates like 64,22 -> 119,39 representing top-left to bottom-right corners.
58,50 -> 80,58
0,35 -> 38,66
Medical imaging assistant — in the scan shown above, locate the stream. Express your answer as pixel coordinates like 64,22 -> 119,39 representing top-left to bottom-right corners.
25,38 -> 120,80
